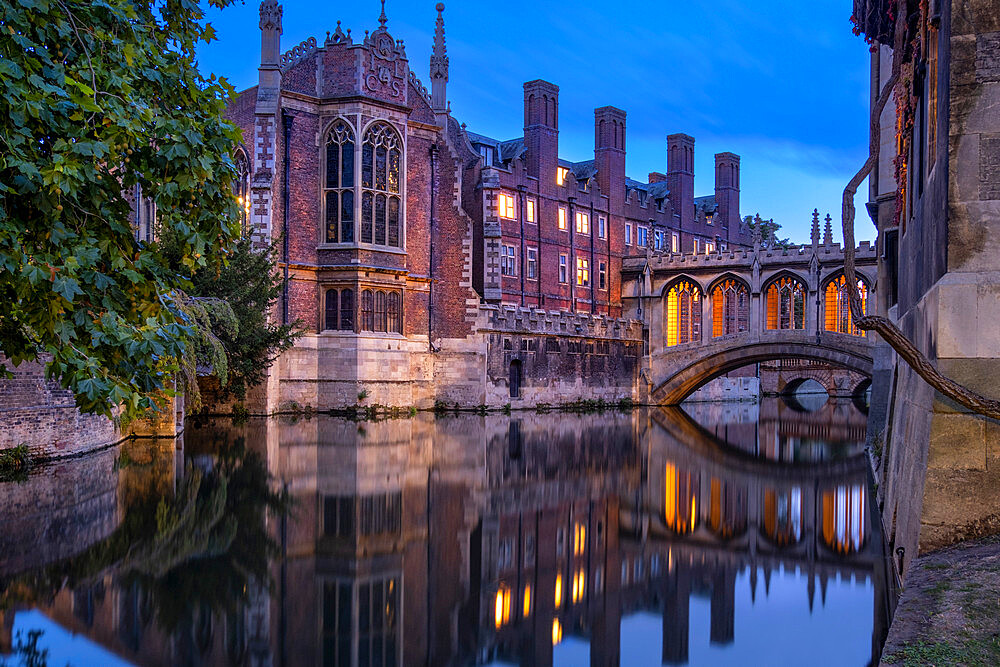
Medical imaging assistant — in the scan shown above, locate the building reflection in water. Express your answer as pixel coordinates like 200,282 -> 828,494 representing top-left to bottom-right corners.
0,398 -> 887,666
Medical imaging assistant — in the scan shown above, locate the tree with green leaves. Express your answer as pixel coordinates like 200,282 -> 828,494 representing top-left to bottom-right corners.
0,0 -> 241,418
743,213 -> 791,248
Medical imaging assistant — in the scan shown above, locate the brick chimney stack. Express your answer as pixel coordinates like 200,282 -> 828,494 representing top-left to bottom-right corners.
594,106 -> 626,209
667,134 -> 695,230
715,152 -> 741,232
523,80 -> 559,185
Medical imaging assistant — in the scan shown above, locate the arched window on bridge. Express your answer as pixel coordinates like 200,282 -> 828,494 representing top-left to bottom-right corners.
664,462 -> 698,534
824,274 -> 867,336
821,484 -> 866,554
665,279 -> 701,346
711,278 -> 749,337
765,276 -> 805,330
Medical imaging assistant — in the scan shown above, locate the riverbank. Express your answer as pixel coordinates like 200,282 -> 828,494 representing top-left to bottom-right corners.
880,534 -> 1000,665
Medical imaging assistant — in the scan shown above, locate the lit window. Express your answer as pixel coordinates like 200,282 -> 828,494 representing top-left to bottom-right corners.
575,211 -> 589,234
494,585 -> 512,628
552,618 -> 563,646
526,198 -> 537,223
576,257 -> 589,286
558,255 -> 568,283
706,213 -> 714,225
665,280 -> 702,346
526,247 -> 537,279
765,276 -> 806,330
671,232 -> 679,253
498,192 -> 516,219
523,585 -> 532,617
705,242 -> 714,254
693,238 -> 699,254
501,244 -> 517,277
824,274 -> 868,336
554,573 -> 563,608
711,278 -> 749,337
637,226 -> 648,247
625,223 -> 632,245
572,568 -> 586,604
557,166 -> 569,186
573,522 -> 586,555
599,262 -> 607,290
558,206 -> 567,230
598,216 -> 607,239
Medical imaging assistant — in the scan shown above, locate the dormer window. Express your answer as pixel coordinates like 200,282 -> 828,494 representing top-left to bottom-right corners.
480,144 -> 493,167
557,166 -> 569,186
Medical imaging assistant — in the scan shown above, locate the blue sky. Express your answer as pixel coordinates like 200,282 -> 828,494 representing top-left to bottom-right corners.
199,1 -> 874,243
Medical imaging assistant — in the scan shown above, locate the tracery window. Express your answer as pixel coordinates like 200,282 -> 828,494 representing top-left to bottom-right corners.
358,288 -> 402,334
765,276 -> 806,330
233,149 -> 250,233
324,121 -> 355,244
824,274 -> 867,336
324,288 -> 355,331
361,122 -> 403,248
711,278 -> 749,337
664,279 -> 701,347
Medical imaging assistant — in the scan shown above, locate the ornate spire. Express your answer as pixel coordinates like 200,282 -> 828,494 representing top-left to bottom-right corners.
810,208 -> 820,246
379,0 -> 387,29
430,3 -> 448,112
259,0 -> 282,32
823,213 -> 833,245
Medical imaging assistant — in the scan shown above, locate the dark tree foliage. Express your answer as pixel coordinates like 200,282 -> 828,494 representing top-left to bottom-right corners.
163,231 -> 301,402
0,0 -> 242,418
743,213 -> 791,248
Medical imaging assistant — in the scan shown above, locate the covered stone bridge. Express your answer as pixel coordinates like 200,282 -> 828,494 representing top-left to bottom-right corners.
620,221 -> 878,404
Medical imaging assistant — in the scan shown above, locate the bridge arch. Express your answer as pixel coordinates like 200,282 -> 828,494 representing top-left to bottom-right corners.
650,337 -> 873,404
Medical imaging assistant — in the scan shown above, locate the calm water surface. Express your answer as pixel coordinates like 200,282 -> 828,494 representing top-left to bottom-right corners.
0,397 -> 891,666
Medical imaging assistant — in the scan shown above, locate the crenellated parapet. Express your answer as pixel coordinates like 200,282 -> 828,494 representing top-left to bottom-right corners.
477,304 -> 643,341
279,36 -> 318,71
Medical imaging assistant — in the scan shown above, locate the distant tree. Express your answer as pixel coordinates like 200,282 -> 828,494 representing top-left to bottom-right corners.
743,214 -> 791,248
0,0 -> 241,418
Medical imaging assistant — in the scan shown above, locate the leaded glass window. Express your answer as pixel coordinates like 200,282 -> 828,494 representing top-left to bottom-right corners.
361,122 -> 402,249
324,120 -> 355,243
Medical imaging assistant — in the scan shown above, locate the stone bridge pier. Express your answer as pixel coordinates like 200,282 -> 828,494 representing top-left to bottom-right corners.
620,221 -> 879,404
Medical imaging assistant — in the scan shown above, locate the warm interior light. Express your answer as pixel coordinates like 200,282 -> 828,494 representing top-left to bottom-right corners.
523,585 -> 532,617
494,585 -> 511,628
552,618 -> 563,645
554,573 -> 562,609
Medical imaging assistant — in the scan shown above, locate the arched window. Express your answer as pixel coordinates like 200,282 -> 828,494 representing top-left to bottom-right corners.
664,279 -> 701,346
824,274 -> 868,336
387,292 -> 401,334
821,484 -> 866,554
360,289 -> 374,331
324,120 -> 355,243
765,276 -> 806,330
711,278 -> 749,337
361,122 -> 402,248
374,291 -> 387,332
664,462 -> 698,535
324,288 -> 355,331
233,149 -> 250,233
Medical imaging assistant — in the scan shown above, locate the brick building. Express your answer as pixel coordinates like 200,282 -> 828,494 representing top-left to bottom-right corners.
218,2 -> 758,411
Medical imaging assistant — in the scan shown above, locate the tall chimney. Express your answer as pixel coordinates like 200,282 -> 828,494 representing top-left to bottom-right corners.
667,134 -> 695,230
714,152 -> 740,231
257,0 -> 283,114
523,80 -> 559,184
594,106 -> 626,209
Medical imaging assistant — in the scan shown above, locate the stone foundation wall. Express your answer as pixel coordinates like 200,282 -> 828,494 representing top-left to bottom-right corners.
0,358 -> 121,460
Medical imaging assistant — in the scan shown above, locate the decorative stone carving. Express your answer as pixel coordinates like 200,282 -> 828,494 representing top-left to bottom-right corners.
279,36 -> 317,70
259,0 -> 281,31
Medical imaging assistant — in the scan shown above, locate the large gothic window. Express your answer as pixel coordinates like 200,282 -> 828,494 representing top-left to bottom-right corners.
765,276 -> 806,330
233,149 -> 250,234
824,274 -> 867,336
711,278 -> 749,337
361,122 -> 402,248
324,121 -> 355,244
664,279 -> 701,347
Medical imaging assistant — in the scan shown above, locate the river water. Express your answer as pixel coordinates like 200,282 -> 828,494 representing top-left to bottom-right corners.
0,397 -> 891,666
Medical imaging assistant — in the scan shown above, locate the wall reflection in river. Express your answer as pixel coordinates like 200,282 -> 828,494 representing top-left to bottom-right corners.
0,398 -> 887,666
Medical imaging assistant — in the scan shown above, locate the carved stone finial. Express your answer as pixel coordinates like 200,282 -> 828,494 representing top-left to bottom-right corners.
810,208 -> 820,246
379,0 -> 387,28
823,213 -> 833,245
430,2 -> 448,112
259,0 -> 282,32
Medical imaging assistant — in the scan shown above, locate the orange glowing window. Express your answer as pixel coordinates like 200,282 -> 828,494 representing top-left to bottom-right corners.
552,618 -> 563,645
494,585 -> 512,628
821,484 -> 867,554
824,274 -> 867,336
665,280 -> 701,347
523,585 -> 532,617
711,278 -> 748,337
664,462 -> 698,534
573,522 -> 586,556
498,192 -> 516,219
765,276 -> 806,330
558,206 -> 567,230
554,573 -> 563,608
557,166 -> 569,186
571,569 -> 586,604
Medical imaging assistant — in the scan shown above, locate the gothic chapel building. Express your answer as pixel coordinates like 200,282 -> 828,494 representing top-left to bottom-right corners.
226,2 -> 747,410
